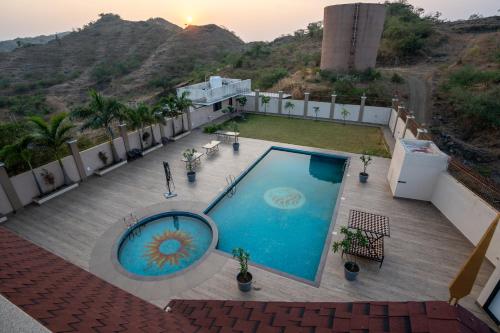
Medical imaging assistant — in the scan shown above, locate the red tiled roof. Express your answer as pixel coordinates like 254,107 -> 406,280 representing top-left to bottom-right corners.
168,299 -> 495,333
0,227 -> 495,333
0,227 -> 194,332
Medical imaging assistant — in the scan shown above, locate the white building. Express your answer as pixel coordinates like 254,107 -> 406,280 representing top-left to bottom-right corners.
177,77 -> 252,130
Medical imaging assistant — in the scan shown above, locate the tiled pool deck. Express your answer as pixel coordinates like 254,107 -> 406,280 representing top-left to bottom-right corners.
1,129 -> 496,328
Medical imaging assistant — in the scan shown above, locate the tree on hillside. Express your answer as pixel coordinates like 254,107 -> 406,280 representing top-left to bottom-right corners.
29,113 -> 74,186
381,1 -> 435,62
0,136 -> 43,195
71,89 -> 125,164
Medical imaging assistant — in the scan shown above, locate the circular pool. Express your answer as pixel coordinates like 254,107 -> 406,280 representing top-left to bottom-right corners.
117,212 -> 216,278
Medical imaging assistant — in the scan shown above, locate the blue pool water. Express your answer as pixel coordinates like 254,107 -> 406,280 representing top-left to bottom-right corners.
206,147 -> 346,282
118,214 -> 213,277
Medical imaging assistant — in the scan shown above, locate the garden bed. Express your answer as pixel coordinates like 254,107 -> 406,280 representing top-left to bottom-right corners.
140,143 -> 163,156
94,160 -> 128,177
33,183 -> 79,205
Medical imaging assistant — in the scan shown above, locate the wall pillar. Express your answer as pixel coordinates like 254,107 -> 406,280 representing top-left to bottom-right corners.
330,93 -> 337,119
277,91 -> 284,115
119,124 -> 130,153
358,94 -> 367,122
254,90 -> 260,113
0,162 -> 23,212
402,115 -> 415,139
303,92 -> 310,118
392,105 -> 404,137
67,140 -> 86,182
186,106 -> 193,131
388,97 -> 399,126
416,128 -> 428,140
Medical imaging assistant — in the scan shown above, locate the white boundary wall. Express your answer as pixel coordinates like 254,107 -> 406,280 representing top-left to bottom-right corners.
240,96 -> 392,125
431,173 -> 499,264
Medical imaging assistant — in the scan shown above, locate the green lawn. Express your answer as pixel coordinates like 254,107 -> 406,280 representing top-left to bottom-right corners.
224,114 -> 390,157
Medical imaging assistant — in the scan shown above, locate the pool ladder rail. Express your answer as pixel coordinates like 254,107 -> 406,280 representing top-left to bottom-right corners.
123,213 -> 144,240
225,174 -> 237,198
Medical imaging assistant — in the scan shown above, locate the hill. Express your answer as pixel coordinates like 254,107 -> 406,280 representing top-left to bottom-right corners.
0,13 -> 243,116
0,32 -> 71,52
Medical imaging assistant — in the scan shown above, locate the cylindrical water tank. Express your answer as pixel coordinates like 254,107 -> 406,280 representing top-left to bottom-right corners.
320,3 -> 386,72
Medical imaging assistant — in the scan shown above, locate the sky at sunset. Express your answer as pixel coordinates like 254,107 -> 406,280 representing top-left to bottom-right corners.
1,0 -> 499,42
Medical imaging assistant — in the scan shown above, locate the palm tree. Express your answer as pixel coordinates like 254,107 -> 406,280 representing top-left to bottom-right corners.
261,95 -> 271,114
71,90 -> 124,164
155,94 -> 180,137
124,105 -> 146,151
138,103 -> 157,147
313,106 -> 320,121
0,136 -> 43,195
176,91 -> 193,132
341,108 -> 350,125
284,101 -> 295,118
29,113 -> 74,186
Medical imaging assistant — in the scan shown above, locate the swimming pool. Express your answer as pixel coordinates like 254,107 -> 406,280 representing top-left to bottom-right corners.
206,147 -> 347,283
117,212 -> 215,278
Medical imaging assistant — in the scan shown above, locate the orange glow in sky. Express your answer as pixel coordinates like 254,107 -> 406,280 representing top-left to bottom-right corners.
0,0 -> 498,41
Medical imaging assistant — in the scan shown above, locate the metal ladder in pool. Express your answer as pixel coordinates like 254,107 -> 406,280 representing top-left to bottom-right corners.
225,175 -> 237,198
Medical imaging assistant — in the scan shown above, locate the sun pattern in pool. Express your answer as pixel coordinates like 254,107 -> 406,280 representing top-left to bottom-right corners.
144,230 -> 194,268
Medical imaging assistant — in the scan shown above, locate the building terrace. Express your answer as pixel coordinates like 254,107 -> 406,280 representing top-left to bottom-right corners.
1,129 -> 497,330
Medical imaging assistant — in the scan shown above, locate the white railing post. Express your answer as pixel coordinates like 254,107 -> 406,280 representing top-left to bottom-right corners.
417,128 -> 428,140
303,93 -> 310,118
403,115 -> 415,139
278,91 -> 284,115
330,93 -> 337,119
254,90 -> 260,113
358,93 -> 366,122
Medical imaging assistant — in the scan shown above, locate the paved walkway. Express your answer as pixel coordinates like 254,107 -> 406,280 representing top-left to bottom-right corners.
1,129 -> 496,328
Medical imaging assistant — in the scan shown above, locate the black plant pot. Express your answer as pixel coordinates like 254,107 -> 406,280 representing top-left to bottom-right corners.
233,142 -> 240,151
344,262 -> 360,281
359,172 -> 369,183
187,171 -> 196,183
236,272 -> 252,292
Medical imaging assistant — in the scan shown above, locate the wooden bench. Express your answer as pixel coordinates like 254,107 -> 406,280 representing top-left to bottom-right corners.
202,140 -> 221,155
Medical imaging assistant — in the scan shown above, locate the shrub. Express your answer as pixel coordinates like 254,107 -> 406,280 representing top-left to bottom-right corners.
257,68 -> 288,89
203,124 -> 223,134
359,68 -> 381,82
391,73 -> 405,83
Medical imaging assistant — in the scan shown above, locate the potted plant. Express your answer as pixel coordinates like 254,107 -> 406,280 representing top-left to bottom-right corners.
332,226 -> 369,281
98,151 -> 109,167
232,247 -> 252,292
230,121 -> 240,151
183,148 -> 197,182
359,154 -> 372,183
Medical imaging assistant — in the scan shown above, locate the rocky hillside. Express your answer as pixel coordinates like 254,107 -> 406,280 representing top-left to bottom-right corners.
0,13 -> 244,114
0,32 -> 71,52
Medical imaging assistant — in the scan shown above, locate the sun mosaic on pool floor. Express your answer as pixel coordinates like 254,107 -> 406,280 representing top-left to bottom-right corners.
144,230 -> 195,268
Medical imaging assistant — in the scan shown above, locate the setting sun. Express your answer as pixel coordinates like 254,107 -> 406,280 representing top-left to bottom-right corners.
186,16 -> 193,25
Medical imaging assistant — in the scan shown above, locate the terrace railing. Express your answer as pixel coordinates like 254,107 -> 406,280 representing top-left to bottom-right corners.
178,79 -> 252,104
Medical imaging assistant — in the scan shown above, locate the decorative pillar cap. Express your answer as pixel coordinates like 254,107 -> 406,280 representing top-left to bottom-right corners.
304,92 -> 310,95
119,123 -> 127,127
417,128 -> 428,133
255,89 -> 260,92
67,139 -> 78,144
